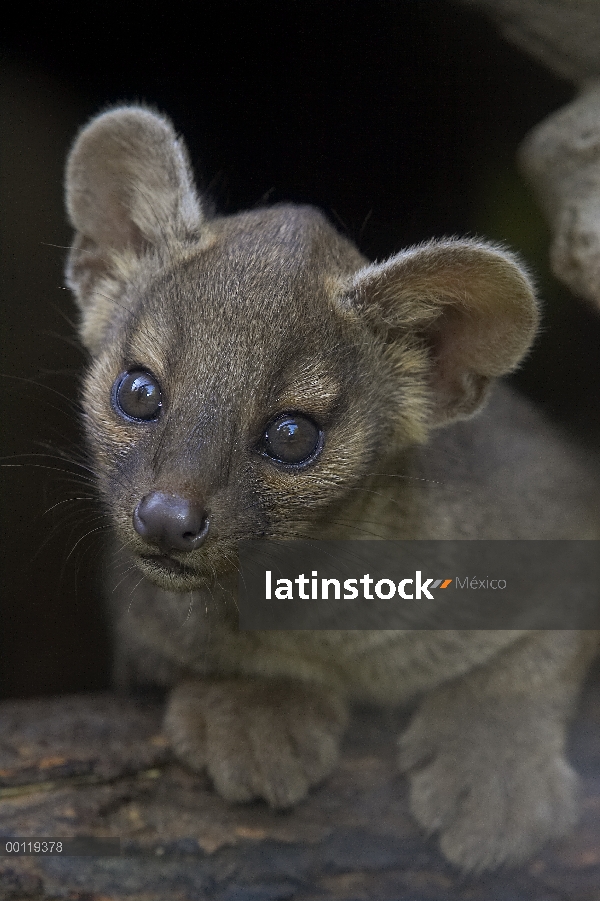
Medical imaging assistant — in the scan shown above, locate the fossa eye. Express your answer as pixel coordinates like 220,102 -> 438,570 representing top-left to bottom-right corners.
262,413 -> 322,465
113,370 -> 163,422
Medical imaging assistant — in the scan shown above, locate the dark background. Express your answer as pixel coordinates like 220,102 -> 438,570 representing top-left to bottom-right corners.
2,1 -> 599,699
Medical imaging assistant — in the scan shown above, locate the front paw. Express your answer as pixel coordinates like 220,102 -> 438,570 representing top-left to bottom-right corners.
398,695 -> 579,871
164,677 -> 348,808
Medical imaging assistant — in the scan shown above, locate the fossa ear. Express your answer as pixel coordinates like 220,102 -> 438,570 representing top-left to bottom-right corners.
347,239 -> 539,426
65,106 -> 203,320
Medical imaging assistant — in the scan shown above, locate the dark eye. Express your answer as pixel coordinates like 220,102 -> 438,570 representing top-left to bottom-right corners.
113,370 -> 163,422
262,413 -> 322,465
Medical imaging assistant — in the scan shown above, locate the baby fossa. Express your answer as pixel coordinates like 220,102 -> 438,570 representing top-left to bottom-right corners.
64,106 -> 600,871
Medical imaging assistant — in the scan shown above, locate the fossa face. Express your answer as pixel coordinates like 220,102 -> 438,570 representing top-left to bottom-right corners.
80,205 -> 430,591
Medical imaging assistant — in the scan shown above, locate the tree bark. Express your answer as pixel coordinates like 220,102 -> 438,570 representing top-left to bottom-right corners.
1,677 -> 599,900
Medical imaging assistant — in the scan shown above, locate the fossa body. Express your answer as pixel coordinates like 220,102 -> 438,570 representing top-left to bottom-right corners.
65,107 -> 600,871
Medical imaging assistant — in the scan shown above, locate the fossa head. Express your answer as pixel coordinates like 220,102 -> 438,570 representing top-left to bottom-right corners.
65,106 -> 538,590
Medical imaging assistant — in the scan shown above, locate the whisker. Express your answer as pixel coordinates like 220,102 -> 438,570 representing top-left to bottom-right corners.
41,496 -> 97,516
0,373 -> 82,418
127,577 -> 146,612
0,460 -> 98,486
49,299 -> 79,332
111,565 -> 139,595
184,592 -> 194,624
370,471 -> 447,486
65,525 -> 111,563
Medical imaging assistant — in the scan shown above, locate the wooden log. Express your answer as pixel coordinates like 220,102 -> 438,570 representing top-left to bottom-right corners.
1,668 -> 599,901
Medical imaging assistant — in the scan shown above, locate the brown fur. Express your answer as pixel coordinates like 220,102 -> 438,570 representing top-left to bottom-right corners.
64,106 -> 600,871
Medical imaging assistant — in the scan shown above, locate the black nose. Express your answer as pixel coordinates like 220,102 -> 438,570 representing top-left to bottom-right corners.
133,491 -> 209,552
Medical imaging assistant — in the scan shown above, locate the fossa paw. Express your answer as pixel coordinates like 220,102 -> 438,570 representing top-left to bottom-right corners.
164,677 -> 348,808
398,699 -> 579,870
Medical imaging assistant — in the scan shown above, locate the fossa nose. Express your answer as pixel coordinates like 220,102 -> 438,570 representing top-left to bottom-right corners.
133,491 -> 210,553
